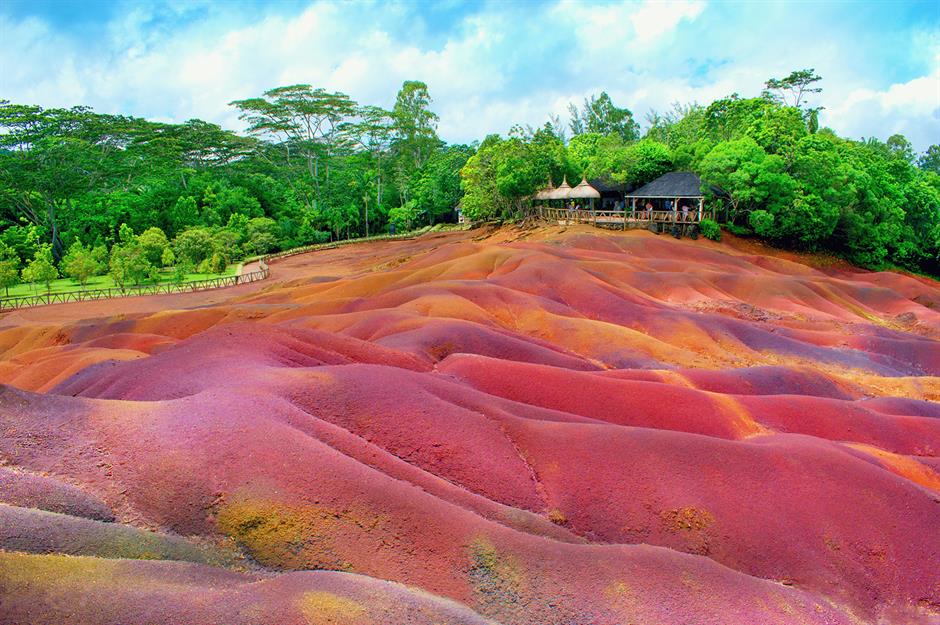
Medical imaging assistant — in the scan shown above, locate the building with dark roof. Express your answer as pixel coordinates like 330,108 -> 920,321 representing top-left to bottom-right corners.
626,171 -> 707,199
626,171 -> 725,220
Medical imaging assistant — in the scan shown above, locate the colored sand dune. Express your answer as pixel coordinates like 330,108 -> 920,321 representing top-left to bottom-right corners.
1,225 -> 938,625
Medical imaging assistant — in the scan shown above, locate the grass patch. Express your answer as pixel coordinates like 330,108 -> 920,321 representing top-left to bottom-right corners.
3,265 -> 238,298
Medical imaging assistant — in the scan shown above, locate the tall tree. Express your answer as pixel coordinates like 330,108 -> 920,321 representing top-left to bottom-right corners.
764,68 -> 823,108
391,81 -> 440,204
568,93 -> 639,142
567,102 -> 585,137
392,81 -> 440,170
346,106 -> 395,236
230,85 -> 358,212
582,92 -> 640,142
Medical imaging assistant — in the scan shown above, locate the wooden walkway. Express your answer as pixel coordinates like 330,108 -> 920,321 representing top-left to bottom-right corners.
530,206 -> 703,233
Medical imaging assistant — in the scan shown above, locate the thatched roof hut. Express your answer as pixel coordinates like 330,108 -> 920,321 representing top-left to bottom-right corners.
568,176 -> 601,199
548,177 -> 573,200
533,181 -> 555,200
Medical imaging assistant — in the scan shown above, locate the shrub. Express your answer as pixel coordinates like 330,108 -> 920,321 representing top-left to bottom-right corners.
197,252 -> 226,274
748,210 -> 775,237
699,218 -> 721,241
137,227 -> 170,266
724,223 -> 754,237
61,241 -> 103,286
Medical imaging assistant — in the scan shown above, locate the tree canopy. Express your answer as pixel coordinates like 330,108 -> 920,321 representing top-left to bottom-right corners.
1,69 -> 938,286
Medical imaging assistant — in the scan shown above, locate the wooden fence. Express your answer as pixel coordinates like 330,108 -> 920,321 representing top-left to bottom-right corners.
0,230 -> 425,312
0,266 -> 269,312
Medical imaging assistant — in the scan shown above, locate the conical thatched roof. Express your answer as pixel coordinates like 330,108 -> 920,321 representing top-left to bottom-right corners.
568,176 -> 601,199
548,176 -> 572,200
533,179 -> 555,200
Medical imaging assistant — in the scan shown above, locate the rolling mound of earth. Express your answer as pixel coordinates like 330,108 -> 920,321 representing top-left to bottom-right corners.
1,224 -> 939,625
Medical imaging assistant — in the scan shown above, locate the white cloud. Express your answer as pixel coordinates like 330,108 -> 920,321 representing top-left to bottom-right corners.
0,0 -> 937,151
824,64 -> 940,145
629,0 -> 705,43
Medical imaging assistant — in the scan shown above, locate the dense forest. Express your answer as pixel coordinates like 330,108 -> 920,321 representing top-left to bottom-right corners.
1,69 -> 939,295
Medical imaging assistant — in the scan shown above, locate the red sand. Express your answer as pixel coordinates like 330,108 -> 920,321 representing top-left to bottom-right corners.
1,224 -> 938,625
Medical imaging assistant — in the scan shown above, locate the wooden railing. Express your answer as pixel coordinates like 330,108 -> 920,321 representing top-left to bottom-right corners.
0,266 -> 269,312
530,206 -> 703,229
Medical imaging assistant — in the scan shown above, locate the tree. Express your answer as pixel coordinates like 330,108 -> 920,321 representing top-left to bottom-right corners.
0,243 -> 20,296
137,226 -> 170,266
583,92 -> 640,142
61,240 -> 101,286
0,224 -> 40,266
411,145 -> 473,225
460,131 -> 563,221
391,81 -> 441,205
616,140 -> 673,186
918,145 -> 940,174
566,133 -> 605,177
392,81 -> 440,171
161,247 -> 175,268
568,102 -> 586,137
0,101 -> 185,259
230,85 -> 358,213
698,137 -> 796,225
886,134 -> 915,163
764,69 -> 823,108
460,135 -> 505,221
21,244 -> 59,293
346,105 -> 394,236
388,203 -> 417,232
173,260 -> 191,285
173,227 -> 216,265
568,93 -> 639,142
109,240 -> 157,290
246,217 -> 279,254
170,196 -> 200,233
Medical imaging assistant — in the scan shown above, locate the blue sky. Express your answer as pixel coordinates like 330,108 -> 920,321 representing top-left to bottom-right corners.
2,0 -> 938,151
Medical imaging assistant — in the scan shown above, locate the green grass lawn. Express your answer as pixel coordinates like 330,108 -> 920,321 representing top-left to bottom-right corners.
3,264 -> 239,299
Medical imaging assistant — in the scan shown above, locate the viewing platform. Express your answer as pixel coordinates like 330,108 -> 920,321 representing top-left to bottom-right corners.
529,171 -> 720,235
529,206 -> 703,234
